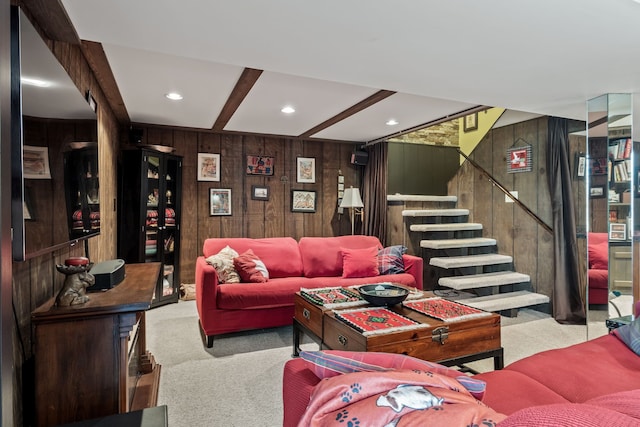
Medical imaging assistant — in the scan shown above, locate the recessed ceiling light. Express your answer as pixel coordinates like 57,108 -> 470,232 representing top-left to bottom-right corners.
386,119 -> 399,126
165,92 -> 183,100
21,77 -> 51,87
281,106 -> 295,114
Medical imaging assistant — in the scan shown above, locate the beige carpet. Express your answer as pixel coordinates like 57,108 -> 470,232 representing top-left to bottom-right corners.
145,300 -> 609,427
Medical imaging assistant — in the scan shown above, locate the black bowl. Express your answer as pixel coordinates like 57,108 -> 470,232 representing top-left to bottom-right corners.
358,283 -> 409,306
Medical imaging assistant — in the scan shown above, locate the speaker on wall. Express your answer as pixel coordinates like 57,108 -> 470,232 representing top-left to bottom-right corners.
350,150 -> 368,166
129,127 -> 143,144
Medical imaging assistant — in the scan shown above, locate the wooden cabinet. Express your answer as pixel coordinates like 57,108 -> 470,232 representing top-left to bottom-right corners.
118,148 -> 182,307
32,263 -> 162,427
63,142 -> 100,240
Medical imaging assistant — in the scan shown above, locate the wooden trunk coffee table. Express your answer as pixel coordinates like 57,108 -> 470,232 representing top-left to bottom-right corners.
293,291 -> 503,371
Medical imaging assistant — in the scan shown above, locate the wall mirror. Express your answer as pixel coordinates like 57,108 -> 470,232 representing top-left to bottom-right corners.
586,93 -> 634,338
11,6 -> 98,261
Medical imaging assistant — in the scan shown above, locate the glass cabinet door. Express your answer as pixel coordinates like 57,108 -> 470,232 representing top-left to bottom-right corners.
160,156 -> 180,300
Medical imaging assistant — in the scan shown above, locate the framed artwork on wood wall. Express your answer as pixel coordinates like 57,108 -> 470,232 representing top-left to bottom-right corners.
198,153 -> 220,181
291,190 -> 316,212
251,185 -> 269,201
296,157 -> 316,183
246,155 -> 274,176
209,188 -> 231,216
23,145 -> 51,179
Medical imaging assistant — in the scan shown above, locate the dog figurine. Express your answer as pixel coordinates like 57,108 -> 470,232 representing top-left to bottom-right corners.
55,263 -> 95,307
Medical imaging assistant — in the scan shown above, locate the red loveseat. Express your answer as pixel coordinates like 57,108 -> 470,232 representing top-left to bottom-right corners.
195,235 -> 423,347
588,232 -> 608,305
282,332 -> 640,426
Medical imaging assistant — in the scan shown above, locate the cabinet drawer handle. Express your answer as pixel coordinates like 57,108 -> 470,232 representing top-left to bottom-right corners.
338,335 -> 348,346
302,308 -> 310,320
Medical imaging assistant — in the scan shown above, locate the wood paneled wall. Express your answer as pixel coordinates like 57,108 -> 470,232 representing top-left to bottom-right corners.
125,128 -> 362,283
447,117 -> 555,302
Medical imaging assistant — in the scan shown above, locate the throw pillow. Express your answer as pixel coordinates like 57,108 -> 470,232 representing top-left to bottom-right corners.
588,240 -> 608,270
205,245 -> 240,284
613,315 -> 640,356
300,350 -> 486,400
377,245 -> 407,275
233,249 -> 269,283
341,246 -> 380,278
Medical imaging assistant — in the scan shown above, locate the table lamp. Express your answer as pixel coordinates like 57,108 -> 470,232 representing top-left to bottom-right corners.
340,187 -> 364,235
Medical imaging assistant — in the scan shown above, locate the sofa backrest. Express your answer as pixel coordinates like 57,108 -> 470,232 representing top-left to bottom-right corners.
202,237 -> 303,278
587,232 -> 608,269
299,235 -> 382,277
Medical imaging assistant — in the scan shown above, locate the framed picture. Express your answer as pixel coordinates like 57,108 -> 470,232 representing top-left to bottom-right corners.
23,145 -> 51,179
589,157 -> 607,176
463,113 -> 478,132
507,146 -> 533,173
609,223 -> 627,241
198,153 -> 220,181
296,157 -> 316,183
246,155 -> 274,176
209,188 -> 231,216
575,154 -> 586,178
23,187 -> 34,221
251,185 -> 269,201
291,190 -> 316,212
590,186 -> 605,198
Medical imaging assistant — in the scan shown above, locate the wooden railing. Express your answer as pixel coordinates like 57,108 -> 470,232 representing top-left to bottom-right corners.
458,149 -> 553,235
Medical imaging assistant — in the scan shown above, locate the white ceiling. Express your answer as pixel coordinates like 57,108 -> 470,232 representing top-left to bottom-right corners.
54,0 -> 640,143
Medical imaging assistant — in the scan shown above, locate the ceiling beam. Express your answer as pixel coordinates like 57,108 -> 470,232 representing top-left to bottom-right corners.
20,0 -> 80,44
212,68 -> 263,131
299,90 -> 396,138
81,40 -> 130,125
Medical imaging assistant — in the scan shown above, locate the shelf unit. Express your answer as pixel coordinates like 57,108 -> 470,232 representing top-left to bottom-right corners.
63,143 -> 100,240
119,148 -> 182,307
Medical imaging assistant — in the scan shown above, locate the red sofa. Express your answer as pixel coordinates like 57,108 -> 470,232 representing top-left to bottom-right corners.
282,332 -> 640,426
588,232 -> 609,305
195,235 -> 423,347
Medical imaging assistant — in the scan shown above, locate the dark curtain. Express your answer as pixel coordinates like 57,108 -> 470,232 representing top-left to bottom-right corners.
363,142 -> 388,244
547,117 -> 586,324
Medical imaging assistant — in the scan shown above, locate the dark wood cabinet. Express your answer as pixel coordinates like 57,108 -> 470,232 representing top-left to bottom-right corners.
63,143 -> 100,241
32,263 -> 162,427
118,148 -> 182,307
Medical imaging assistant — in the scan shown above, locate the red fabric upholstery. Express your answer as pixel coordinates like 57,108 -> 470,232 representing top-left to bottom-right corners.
299,235 -> 382,277
196,236 -> 424,346
282,334 -> 640,426
587,232 -> 609,305
505,334 -> 640,403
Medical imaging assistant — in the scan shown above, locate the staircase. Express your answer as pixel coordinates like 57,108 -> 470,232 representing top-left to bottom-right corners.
393,194 -> 550,314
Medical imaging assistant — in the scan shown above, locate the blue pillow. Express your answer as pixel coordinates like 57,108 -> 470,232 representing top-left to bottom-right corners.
613,316 -> 640,356
377,245 -> 407,275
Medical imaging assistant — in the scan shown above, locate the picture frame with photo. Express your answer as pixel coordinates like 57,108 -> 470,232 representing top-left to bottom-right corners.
575,153 -> 586,178
291,190 -> 316,212
463,113 -> 478,132
251,185 -> 269,201
296,157 -> 316,183
198,153 -> 221,181
590,185 -> 605,198
609,223 -> 627,241
23,145 -> 51,179
209,188 -> 231,216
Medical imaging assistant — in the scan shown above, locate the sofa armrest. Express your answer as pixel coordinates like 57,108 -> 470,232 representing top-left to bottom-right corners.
403,254 -> 423,290
195,256 -> 220,318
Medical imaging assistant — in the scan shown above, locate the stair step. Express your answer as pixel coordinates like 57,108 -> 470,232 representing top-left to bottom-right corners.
410,223 -> 483,232
430,253 -> 512,269
403,209 -> 469,217
459,290 -> 550,312
388,194 -> 458,203
439,271 -> 530,290
421,237 -> 496,250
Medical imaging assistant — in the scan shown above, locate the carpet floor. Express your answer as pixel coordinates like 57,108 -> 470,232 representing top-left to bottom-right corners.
145,300 -> 609,427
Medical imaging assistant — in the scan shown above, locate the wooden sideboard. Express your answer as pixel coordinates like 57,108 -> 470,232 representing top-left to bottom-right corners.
32,262 -> 162,427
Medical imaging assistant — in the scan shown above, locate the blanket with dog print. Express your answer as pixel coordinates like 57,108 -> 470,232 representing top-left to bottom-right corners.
298,369 -> 506,427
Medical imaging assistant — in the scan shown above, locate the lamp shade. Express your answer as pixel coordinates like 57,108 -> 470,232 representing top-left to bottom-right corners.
340,187 -> 364,208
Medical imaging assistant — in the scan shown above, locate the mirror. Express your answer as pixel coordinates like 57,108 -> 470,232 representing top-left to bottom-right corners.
11,6 -> 98,261
586,93 -> 634,338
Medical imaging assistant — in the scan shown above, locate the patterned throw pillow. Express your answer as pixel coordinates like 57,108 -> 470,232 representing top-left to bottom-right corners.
233,249 -> 269,283
378,245 -> 407,275
300,350 -> 487,400
205,245 -> 241,284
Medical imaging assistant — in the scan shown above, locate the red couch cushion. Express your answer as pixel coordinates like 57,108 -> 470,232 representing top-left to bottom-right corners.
299,235 -> 382,277
202,237 -> 303,278
588,232 -> 608,269
216,277 -> 306,310
341,246 -> 380,278
504,334 -> 640,403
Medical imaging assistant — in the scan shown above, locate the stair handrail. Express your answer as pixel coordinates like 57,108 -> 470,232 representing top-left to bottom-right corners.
458,149 -> 552,234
